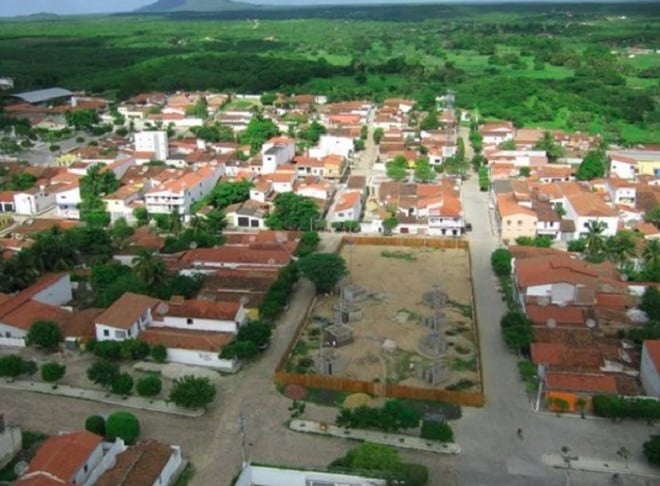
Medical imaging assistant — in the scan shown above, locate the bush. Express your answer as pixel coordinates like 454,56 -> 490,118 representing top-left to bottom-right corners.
94,340 -> 122,360
137,374 -> 162,398
644,434 -> 660,466
111,373 -> 134,396
220,341 -> 259,360
0,355 -> 36,379
490,249 -> 512,277
85,415 -> 106,436
169,375 -> 216,409
335,400 -> 421,432
396,462 -> 429,486
120,339 -> 150,360
87,360 -> 120,388
420,420 -> 454,442
151,344 -> 167,363
41,362 -> 66,384
105,411 -> 140,444
26,320 -> 63,350
592,394 -> 660,421
567,239 -> 587,252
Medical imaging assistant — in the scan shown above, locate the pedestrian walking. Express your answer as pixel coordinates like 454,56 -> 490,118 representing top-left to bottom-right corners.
517,428 -> 523,439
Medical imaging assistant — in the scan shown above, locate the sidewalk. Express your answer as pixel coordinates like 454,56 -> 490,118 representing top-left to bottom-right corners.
289,419 -> 461,455
542,453 -> 660,480
0,379 -> 203,417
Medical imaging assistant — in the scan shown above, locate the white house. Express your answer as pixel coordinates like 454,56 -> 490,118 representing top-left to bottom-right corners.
328,190 -> 362,223
17,431 -> 104,486
308,134 -> 354,159
235,465 -> 386,486
606,178 -> 636,206
104,185 -> 143,223
54,183 -> 81,219
95,292 -> 160,341
152,299 -> 246,333
609,153 -> 638,180
564,191 -> 618,239
261,137 -> 295,174
135,130 -> 168,161
12,187 -> 55,215
480,121 -> 516,146
641,339 -> 660,397
266,172 -> 296,194
249,178 -> 273,203
145,164 -> 223,215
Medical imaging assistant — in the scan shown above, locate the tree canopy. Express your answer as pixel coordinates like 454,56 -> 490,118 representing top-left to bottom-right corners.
298,252 -> 347,294
576,150 -> 607,181
26,320 -> 63,351
239,115 -> 280,153
266,192 -> 320,231
169,375 -> 217,409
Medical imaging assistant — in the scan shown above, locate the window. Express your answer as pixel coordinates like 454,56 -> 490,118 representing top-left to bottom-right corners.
103,329 -> 109,337
507,220 -> 511,225
115,330 -> 126,339
84,464 -> 88,473
518,220 -> 523,226
187,318 -> 193,325
127,328 -> 131,337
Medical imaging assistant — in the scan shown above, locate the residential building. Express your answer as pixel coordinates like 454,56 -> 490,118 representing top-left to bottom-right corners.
328,190 -> 362,223
609,149 -> 660,178
480,121 -> 515,146
96,440 -> 183,486
0,415 -> 21,470
53,183 -> 81,219
224,199 -> 269,229
145,164 -> 223,215
605,178 -> 636,207
134,130 -> 168,161
12,186 -> 55,215
262,137 -> 295,174
563,190 -> 618,239
16,431 -> 103,486
234,464 -> 386,486
95,292 -> 160,342
308,134 -> 354,159
496,193 -> 538,243
641,340 -> 660,397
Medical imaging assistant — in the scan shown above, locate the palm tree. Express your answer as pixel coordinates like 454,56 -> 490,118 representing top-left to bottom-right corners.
643,239 -> 660,267
605,231 -> 637,269
583,220 -> 607,261
132,249 -> 167,287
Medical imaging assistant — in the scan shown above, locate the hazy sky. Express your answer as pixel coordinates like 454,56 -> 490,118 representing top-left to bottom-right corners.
0,0 -> 632,18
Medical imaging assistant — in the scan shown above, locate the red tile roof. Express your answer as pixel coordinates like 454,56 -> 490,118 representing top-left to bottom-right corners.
24,431 -> 101,483
644,340 -> 660,371
531,343 -> 603,371
545,372 -> 618,394
526,305 -> 586,327
0,273 -> 69,323
96,292 -> 160,330
140,327 -> 234,352
96,440 -> 175,486
165,299 -> 240,320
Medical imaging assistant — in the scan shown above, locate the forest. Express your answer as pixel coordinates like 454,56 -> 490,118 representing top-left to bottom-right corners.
0,2 -> 658,143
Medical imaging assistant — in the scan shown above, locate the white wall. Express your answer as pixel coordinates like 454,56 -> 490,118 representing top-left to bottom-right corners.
0,324 -> 27,340
95,322 -> 140,341
610,159 -> 637,179
84,439 -> 127,486
55,186 -> 81,219
235,465 -> 386,486
165,348 -> 238,372
641,344 -> 660,398
13,191 -> 55,215
152,446 -> 182,486
72,442 -> 104,485
153,316 -> 239,334
0,425 -> 22,470
318,135 -> 353,158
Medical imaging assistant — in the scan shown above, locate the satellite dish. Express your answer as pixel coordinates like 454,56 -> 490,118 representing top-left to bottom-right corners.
586,318 -> 596,329
156,302 -> 170,315
189,241 -> 198,249
14,461 -> 28,477
546,319 -> 557,329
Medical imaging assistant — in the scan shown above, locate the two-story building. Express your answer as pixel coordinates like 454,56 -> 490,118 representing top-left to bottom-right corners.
145,164 -> 223,215
262,137 -> 295,174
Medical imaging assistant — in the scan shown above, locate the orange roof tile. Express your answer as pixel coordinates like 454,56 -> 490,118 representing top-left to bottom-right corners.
96,292 -> 160,330
526,305 -> 586,327
25,431 -> 101,482
531,342 -> 603,370
496,192 -> 537,218
140,327 -> 233,352
545,372 -> 618,394
334,191 -> 361,212
165,299 -> 240,320
96,440 -> 174,486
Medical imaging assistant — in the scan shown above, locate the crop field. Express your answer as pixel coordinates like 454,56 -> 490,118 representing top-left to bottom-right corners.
285,245 -> 481,393
0,2 -> 658,143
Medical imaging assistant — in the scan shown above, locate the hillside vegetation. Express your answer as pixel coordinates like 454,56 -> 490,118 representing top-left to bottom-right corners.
0,2 -> 658,143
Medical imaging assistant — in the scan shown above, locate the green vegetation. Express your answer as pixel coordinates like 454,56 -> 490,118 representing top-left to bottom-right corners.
490,248 -> 512,277
266,192 -> 321,231
137,373 -> 163,398
0,431 -> 48,482
517,359 -> 538,393
41,362 -> 66,386
85,415 -> 106,436
420,419 -> 454,442
500,311 -> 534,354
336,399 -> 422,432
106,411 -> 140,445
0,355 -> 37,379
259,262 -> 299,321
298,252 -> 347,294
220,320 -> 272,360
592,394 -> 660,422
644,435 -> 660,466
169,375 -> 217,409
381,250 -> 417,261
26,320 -> 63,351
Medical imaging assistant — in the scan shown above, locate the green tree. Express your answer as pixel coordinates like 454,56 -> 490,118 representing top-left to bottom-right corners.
151,344 -> 167,363
133,207 -> 149,226
137,374 -> 162,398
373,127 -> 385,144
420,420 -> 454,442
208,180 -> 252,209
220,340 -> 259,359
414,158 -> 436,183
420,109 -> 439,130
111,217 -> 135,242
41,362 -> 66,385
266,192 -> 320,231
87,360 -> 120,389
299,253 -> 347,294
185,96 -> 208,119
533,131 -> 564,163
0,355 -> 29,379
65,109 -> 100,130
26,320 -> 63,351
169,375 -> 217,410
640,286 -> 660,321
583,220 -> 607,261
260,92 -> 277,105
346,442 -> 401,472
644,435 -> 660,466
576,150 -> 607,181
132,249 -> 167,287
85,415 -> 105,436
296,231 -> 320,257
605,231 -> 638,269
382,216 -> 399,235
298,121 -> 326,145
645,205 -> 660,227
236,321 -> 272,349
386,155 -> 408,181
239,115 -> 280,153
106,411 -> 140,445
490,249 -> 512,277
111,373 -> 134,396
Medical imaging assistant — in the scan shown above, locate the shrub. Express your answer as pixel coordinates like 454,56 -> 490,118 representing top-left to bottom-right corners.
151,344 -> 167,363
644,434 -> 660,466
169,375 -> 216,409
105,411 -> 140,444
137,374 -> 162,398
87,360 -> 120,388
420,420 -> 454,442
111,373 -> 134,396
0,355 -> 36,379
85,415 -> 106,436
592,394 -> 660,421
26,320 -> 63,350
490,249 -> 512,277
220,341 -> 259,360
94,341 -> 122,360
396,462 -> 429,486
41,362 -> 66,384
120,339 -> 150,360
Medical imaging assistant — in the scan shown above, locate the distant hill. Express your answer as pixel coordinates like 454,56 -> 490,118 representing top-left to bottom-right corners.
138,0 -> 258,12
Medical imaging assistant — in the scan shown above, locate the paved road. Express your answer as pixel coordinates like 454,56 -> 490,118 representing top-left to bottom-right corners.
457,175 -> 659,486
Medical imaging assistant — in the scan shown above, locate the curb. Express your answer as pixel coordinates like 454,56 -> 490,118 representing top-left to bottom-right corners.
0,380 -> 204,417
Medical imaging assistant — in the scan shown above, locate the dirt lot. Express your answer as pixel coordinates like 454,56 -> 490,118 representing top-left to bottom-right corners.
287,245 -> 481,392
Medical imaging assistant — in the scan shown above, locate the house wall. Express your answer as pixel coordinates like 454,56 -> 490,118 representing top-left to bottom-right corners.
153,315 -> 240,334
71,442 -> 104,485
96,322 -> 140,341
33,274 -> 72,306
234,465 -> 386,486
135,130 -> 168,161
165,348 -> 238,371
318,135 -> 353,158
152,446 -> 182,486
13,191 -> 55,215
0,425 -> 22,470
55,187 -> 81,219
500,213 -> 537,242
84,439 -> 127,486
638,160 -> 660,177
550,283 -> 576,305
640,345 -> 660,397
0,334 -> 26,346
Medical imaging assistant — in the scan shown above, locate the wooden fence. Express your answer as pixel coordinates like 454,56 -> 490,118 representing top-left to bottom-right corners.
339,235 -> 469,250
274,371 -> 485,407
